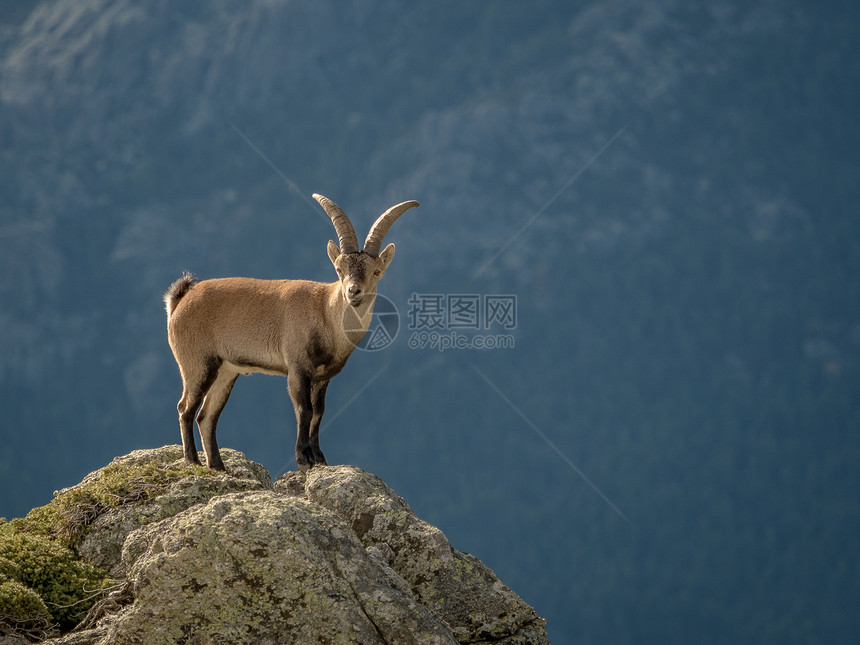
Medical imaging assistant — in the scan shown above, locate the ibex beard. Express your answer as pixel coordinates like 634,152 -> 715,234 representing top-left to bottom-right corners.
164,194 -> 418,472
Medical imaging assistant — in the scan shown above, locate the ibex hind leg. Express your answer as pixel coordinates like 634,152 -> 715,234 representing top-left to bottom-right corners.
195,366 -> 239,472
176,358 -> 221,467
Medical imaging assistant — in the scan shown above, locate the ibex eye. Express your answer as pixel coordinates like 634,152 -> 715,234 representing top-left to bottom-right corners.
374,270 -> 381,276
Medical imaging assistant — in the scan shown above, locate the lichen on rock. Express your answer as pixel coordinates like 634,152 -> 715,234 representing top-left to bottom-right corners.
109,491 -> 456,644
10,446 -> 272,579
301,466 -> 549,643
71,447 -> 272,576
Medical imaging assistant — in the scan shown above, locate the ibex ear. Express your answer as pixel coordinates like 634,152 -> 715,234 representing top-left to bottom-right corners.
379,243 -> 395,270
327,240 -> 340,265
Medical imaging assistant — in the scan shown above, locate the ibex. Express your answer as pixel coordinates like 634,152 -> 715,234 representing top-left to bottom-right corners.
164,194 -> 418,472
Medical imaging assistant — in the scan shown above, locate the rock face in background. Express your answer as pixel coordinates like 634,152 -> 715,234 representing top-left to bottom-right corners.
11,446 -> 549,644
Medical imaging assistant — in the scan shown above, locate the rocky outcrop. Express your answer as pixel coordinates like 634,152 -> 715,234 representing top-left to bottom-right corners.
108,491 -> 456,644
21,446 -> 549,644
62,447 -> 272,577
298,467 -> 548,644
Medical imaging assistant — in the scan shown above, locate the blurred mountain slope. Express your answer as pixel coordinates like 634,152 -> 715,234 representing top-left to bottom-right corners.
1,1 -> 858,643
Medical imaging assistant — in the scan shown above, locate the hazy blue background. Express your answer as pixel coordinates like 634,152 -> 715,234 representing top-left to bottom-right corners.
2,1 -> 858,643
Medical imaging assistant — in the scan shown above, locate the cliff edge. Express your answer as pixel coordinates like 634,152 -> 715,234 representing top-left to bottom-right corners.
0,446 -> 549,644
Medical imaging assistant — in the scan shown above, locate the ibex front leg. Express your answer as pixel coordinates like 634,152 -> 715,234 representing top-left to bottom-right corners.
289,372 -> 316,472
309,379 -> 329,467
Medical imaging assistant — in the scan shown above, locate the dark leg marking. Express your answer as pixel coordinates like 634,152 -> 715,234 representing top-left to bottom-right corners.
309,379 -> 329,466
177,357 -> 221,466
288,372 -> 315,472
195,367 -> 238,472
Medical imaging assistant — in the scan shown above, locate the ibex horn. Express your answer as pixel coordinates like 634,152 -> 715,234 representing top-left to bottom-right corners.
363,200 -> 420,256
313,194 -> 359,254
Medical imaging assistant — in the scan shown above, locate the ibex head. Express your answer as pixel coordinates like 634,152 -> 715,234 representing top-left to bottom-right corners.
313,194 -> 419,307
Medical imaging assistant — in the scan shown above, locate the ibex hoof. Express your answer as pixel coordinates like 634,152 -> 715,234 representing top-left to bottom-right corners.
296,457 -> 327,473
204,454 -> 226,471
184,454 -> 203,467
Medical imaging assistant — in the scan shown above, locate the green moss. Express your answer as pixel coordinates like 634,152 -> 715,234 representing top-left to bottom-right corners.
0,578 -> 54,640
9,459 -> 217,550
0,531 -> 108,631
0,555 -> 18,580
